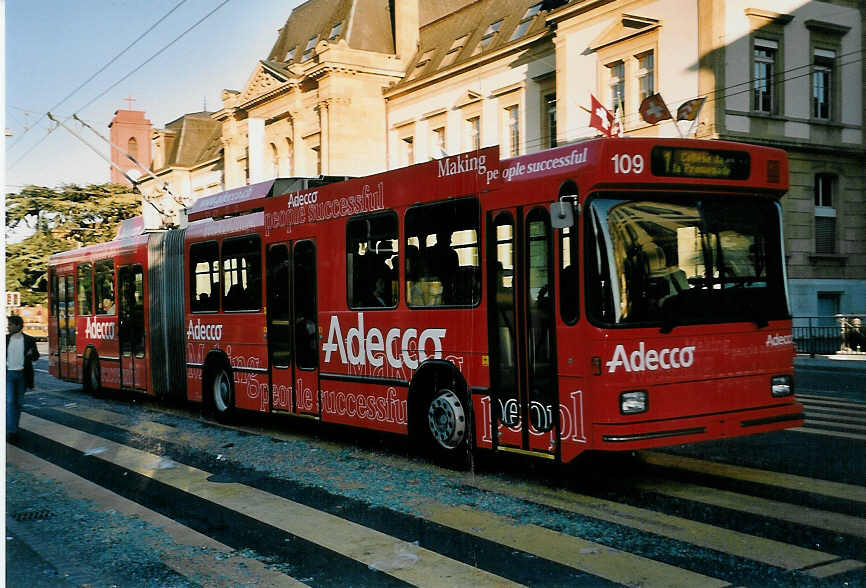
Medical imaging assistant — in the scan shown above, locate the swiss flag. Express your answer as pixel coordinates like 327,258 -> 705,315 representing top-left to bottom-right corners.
639,93 -> 672,125
588,94 -> 615,137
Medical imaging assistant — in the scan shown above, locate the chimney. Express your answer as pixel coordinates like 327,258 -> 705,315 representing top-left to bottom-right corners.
394,0 -> 419,61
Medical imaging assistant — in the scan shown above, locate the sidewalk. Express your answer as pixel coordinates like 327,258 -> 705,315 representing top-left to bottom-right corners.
794,352 -> 866,373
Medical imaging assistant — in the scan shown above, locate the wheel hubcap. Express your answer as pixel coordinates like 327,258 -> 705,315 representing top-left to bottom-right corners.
427,390 -> 466,449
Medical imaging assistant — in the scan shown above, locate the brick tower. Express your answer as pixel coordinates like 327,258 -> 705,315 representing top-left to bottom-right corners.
109,104 -> 152,186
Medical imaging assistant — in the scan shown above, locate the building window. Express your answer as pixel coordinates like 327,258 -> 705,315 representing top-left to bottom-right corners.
474,19 -> 503,55
505,105 -> 519,157
465,116 -> 480,151
328,22 -> 342,40
402,136 -> 414,166
302,35 -> 317,61
510,3 -> 542,41
817,292 -> 840,325
285,47 -> 296,62
312,146 -> 321,176
814,173 -> 836,254
812,49 -> 834,120
636,51 -> 654,103
607,61 -> 625,112
441,35 -> 468,68
753,39 -> 777,113
431,127 -> 446,158
127,137 -> 138,160
544,93 -> 556,149
409,49 -> 436,80
270,143 -> 278,178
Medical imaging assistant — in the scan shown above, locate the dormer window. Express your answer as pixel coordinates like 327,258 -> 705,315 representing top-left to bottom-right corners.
285,47 -> 296,62
409,49 -> 436,80
329,22 -> 342,40
474,19 -> 503,55
441,35 -> 468,68
302,35 -> 318,61
510,3 -> 542,41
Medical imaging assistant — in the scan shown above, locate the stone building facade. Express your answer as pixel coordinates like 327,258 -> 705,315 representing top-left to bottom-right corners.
138,0 -> 864,317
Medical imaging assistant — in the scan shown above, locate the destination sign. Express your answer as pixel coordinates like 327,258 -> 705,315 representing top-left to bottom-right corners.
651,147 -> 750,180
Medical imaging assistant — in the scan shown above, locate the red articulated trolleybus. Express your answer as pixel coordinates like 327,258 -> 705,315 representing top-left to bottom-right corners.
48,137 -> 804,465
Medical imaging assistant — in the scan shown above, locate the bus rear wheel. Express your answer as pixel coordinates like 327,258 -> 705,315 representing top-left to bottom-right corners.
83,356 -> 101,395
416,385 -> 472,469
207,364 -> 235,423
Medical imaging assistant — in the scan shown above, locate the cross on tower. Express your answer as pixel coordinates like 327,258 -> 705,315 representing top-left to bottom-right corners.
123,95 -> 136,110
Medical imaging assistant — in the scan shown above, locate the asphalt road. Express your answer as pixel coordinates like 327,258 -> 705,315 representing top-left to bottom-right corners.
7,356 -> 865,586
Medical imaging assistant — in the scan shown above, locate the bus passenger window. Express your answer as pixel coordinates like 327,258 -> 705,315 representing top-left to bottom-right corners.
77,263 -> 93,316
347,212 -> 398,309
94,259 -> 115,315
405,198 -> 480,307
222,235 -> 262,312
190,241 -> 219,312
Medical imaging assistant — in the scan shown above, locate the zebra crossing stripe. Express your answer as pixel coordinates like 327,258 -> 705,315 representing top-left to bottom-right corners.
20,414 -> 520,588
642,451 -> 866,504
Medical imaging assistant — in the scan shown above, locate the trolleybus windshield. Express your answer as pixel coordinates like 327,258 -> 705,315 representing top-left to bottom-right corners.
586,194 -> 789,331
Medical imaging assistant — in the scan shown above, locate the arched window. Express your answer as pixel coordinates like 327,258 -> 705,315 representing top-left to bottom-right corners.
127,137 -> 138,160
270,143 -> 279,177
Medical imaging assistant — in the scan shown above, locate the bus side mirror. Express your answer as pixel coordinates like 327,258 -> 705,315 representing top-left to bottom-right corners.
550,198 -> 579,229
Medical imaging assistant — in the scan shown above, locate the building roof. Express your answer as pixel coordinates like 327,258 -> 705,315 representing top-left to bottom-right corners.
267,0 -> 395,63
267,0 -> 559,77
395,0 -> 554,88
160,112 -> 222,169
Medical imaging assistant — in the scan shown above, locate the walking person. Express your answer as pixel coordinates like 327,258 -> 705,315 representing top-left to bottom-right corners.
7,315 -> 39,441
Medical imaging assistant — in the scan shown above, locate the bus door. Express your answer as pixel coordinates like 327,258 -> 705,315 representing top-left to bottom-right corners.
58,273 -> 76,380
266,240 -> 320,416
487,206 -> 558,456
266,243 -> 294,411
118,265 -> 147,390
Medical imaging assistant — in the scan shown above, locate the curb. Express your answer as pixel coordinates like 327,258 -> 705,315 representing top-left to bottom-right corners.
794,355 -> 866,374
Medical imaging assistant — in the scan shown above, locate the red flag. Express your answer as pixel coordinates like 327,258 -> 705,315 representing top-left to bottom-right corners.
677,97 -> 706,121
588,94 -> 615,137
639,93 -> 672,125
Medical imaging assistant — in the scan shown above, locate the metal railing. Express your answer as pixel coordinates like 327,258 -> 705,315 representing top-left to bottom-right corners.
793,315 -> 865,357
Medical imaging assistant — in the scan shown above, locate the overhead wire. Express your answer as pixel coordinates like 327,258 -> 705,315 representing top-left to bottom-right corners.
8,0 -> 233,175
8,0 -> 189,152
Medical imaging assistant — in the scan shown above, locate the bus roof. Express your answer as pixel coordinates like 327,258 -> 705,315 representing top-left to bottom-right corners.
502,137 -> 789,194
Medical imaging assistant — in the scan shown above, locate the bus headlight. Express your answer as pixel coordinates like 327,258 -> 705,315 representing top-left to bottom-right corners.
620,390 -> 648,415
771,375 -> 793,397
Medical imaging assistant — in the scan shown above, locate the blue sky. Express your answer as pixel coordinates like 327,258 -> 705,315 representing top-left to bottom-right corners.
5,0 -> 303,191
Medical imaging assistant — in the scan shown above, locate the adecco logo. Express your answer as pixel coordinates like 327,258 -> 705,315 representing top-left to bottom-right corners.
187,319 -> 223,341
606,342 -> 696,373
766,334 -> 793,347
84,316 -> 115,341
323,313 -> 446,370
